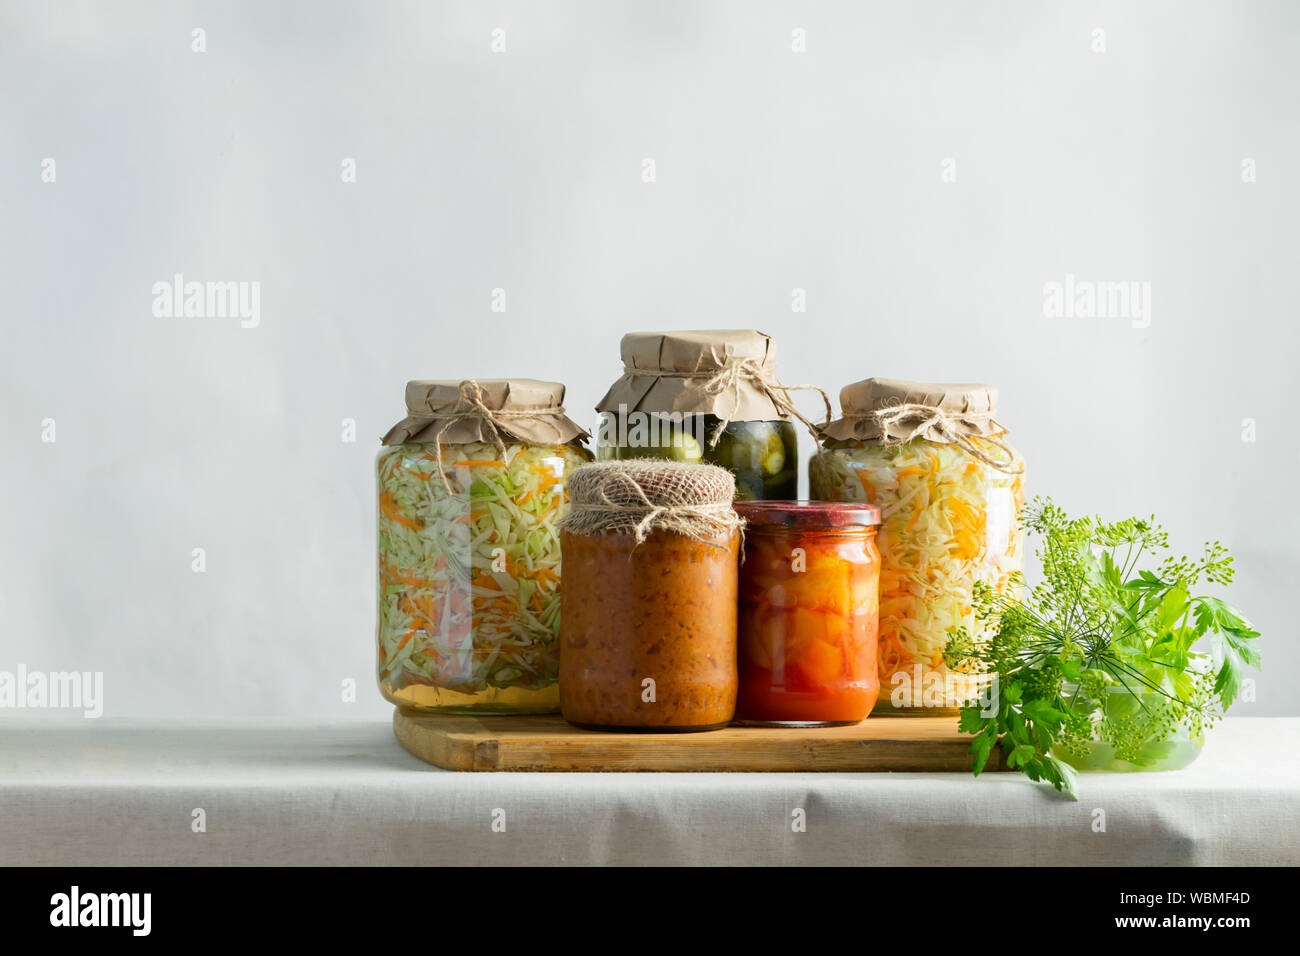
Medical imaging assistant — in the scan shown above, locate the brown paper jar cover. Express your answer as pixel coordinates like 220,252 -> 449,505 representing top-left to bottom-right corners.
595,329 -> 790,422
381,378 -> 588,447
818,377 -> 1006,444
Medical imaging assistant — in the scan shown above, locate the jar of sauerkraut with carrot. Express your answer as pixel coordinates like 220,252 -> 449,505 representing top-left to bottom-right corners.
808,379 -> 1025,715
376,379 -> 590,714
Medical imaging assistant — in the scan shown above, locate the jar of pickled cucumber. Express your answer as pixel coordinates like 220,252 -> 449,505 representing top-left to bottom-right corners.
808,379 -> 1025,714
376,379 -> 590,714
594,330 -> 819,500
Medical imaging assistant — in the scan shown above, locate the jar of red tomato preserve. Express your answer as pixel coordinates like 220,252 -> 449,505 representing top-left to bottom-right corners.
733,501 -> 882,726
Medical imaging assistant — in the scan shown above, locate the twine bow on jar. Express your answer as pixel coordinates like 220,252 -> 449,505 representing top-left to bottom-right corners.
416,380 -> 571,493
659,352 -> 834,447
566,495 -> 743,547
867,402 -> 1023,474
559,459 -> 745,549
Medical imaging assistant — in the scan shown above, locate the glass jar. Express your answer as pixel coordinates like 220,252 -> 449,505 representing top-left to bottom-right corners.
1055,729 -> 1205,774
595,412 -> 798,500
1052,683 -> 1207,773
376,379 -> 590,714
733,501 -> 882,726
558,460 -> 741,731
809,379 -> 1025,714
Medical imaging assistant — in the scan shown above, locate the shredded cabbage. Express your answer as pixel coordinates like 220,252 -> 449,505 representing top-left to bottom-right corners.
809,438 -> 1024,709
376,440 -> 589,699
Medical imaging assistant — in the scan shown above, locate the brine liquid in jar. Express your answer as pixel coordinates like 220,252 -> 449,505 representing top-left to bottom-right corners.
595,411 -> 797,500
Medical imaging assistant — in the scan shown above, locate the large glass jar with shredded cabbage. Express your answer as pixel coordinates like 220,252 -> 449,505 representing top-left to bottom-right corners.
809,379 -> 1025,714
376,379 -> 590,714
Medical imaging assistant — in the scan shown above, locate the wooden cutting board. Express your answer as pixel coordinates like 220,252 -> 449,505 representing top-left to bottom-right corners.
392,708 -> 1001,772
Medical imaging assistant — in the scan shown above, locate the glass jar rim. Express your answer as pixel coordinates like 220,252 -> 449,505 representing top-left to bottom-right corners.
734,499 -> 881,529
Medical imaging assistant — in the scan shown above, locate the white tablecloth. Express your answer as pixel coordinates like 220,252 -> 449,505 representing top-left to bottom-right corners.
1,717 -> 1296,866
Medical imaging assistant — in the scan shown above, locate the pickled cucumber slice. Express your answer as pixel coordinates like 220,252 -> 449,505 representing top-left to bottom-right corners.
610,428 -> 703,463
762,444 -> 786,475
667,431 -> 703,462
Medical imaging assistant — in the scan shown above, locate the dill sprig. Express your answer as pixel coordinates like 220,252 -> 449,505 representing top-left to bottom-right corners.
945,497 -> 1261,799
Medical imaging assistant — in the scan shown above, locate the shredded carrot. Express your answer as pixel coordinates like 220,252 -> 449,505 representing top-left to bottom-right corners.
905,497 -> 924,532
453,460 -> 506,468
379,492 -> 423,530
856,471 -> 877,500
531,463 -> 560,493
385,570 -> 437,589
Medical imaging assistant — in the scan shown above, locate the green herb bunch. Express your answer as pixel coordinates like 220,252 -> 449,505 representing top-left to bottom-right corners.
944,498 -> 1261,799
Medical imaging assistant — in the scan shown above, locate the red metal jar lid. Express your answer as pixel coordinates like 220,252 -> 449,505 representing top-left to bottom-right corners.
734,500 -> 881,529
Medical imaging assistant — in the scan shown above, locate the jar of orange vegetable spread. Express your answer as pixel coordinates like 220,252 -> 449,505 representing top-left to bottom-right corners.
733,501 -> 882,726
376,379 -> 590,714
808,379 -> 1025,715
558,460 -> 743,732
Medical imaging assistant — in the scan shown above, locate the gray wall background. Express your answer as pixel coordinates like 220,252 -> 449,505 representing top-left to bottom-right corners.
2,0 -> 1295,721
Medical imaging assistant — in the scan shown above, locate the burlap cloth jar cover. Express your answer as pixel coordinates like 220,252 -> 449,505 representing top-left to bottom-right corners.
559,459 -> 744,544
